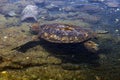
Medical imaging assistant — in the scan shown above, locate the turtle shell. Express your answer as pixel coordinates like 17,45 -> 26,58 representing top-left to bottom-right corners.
38,23 -> 96,43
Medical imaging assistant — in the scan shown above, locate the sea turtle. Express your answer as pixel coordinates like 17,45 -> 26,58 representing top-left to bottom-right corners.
30,23 -> 99,53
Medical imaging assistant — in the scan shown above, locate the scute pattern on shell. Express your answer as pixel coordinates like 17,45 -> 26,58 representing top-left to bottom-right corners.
38,23 -> 96,43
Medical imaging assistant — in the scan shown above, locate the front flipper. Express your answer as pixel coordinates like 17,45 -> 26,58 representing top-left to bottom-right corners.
84,41 -> 99,53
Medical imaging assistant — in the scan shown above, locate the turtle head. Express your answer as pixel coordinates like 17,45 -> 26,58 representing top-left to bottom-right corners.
29,23 -> 40,35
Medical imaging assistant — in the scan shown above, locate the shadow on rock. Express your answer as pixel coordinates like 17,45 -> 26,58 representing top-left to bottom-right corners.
12,39 -> 100,67
12,41 -> 40,53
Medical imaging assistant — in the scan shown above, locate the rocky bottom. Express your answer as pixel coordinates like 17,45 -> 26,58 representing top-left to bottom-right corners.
0,21 -> 120,80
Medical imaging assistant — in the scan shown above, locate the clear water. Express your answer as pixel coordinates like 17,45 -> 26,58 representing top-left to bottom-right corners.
0,0 -> 120,80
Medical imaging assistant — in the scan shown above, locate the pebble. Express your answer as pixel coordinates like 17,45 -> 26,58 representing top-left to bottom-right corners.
115,18 -> 119,22
115,29 -> 119,32
4,36 -> 8,39
3,36 -> 8,41
26,57 -> 30,59
118,59 -> 120,61
1,71 -> 7,74
95,75 -> 101,80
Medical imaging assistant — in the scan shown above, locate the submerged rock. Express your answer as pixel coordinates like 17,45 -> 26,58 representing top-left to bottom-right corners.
96,30 -> 109,34
77,12 -> 101,23
6,11 -> 17,17
89,0 -> 120,8
34,0 -> 45,7
104,0 -> 120,8
0,0 -> 8,5
21,5 -> 38,22
0,3 -> 19,15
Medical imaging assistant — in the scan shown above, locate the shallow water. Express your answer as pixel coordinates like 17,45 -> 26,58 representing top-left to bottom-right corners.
0,0 -> 120,80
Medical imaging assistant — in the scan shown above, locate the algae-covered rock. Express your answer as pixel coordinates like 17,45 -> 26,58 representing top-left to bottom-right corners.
5,17 -> 20,27
0,14 -> 7,25
0,25 -> 31,50
0,3 -> 20,15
